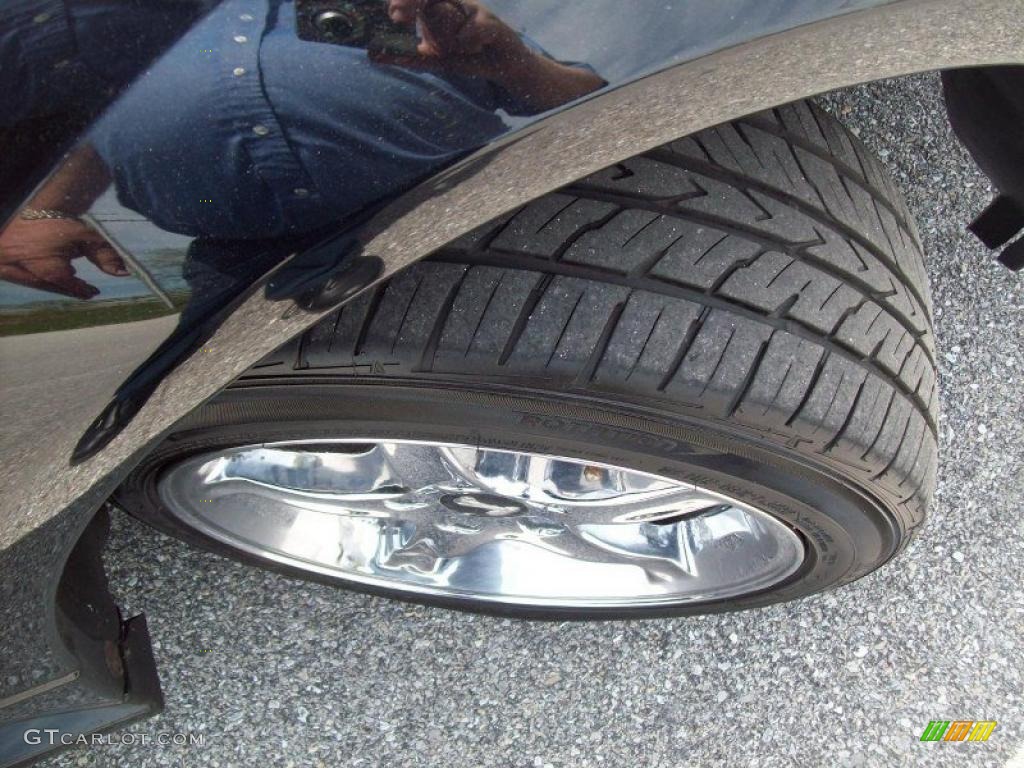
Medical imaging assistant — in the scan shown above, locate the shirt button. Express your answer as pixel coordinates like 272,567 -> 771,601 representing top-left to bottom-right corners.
252,124 -> 270,136
233,34 -> 248,43
239,13 -> 254,21
233,67 -> 246,77
293,188 -> 311,198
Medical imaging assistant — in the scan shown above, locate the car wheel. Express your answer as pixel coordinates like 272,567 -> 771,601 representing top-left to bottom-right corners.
116,100 -> 937,617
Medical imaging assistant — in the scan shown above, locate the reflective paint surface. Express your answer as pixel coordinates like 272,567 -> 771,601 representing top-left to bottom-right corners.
158,441 -> 805,607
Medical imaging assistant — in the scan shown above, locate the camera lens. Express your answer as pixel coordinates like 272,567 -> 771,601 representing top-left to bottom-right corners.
314,9 -> 362,44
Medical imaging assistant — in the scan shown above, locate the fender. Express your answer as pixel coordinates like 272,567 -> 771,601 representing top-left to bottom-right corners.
0,0 -> 1021,763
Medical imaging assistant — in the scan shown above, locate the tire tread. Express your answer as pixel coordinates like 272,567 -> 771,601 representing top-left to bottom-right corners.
247,101 -> 937,533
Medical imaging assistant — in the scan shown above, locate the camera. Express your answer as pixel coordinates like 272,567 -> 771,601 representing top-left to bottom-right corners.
295,0 -> 418,54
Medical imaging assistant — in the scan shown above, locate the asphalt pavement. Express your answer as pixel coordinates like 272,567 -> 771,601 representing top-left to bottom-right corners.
47,73 -> 1023,768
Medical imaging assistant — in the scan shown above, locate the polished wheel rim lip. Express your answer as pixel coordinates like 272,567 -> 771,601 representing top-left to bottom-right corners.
156,439 -> 806,608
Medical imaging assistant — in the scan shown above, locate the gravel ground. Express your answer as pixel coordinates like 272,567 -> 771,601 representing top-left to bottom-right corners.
46,73 -> 1023,768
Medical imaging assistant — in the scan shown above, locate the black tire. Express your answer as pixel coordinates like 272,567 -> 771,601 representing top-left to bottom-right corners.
118,100 -> 938,617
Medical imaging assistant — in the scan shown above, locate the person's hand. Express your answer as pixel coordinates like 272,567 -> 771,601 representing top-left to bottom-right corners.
0,217 -> 128,300
374,0 -> 533,82
373,0 -> 604,112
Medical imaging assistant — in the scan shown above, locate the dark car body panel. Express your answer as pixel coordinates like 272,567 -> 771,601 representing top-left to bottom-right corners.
942,66 -> 1024,270
1,0 -> 1021,763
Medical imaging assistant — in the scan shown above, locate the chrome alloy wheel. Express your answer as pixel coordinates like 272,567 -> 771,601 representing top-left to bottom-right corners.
157,441 -> 805,608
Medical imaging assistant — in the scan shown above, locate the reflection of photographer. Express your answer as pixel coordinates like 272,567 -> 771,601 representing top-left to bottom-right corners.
1,0 -> 604,301
302,0 -> 605,114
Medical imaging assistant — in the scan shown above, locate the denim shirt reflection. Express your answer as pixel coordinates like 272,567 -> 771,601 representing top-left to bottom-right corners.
89,0 -> 603,241
0,0 -> 603,310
